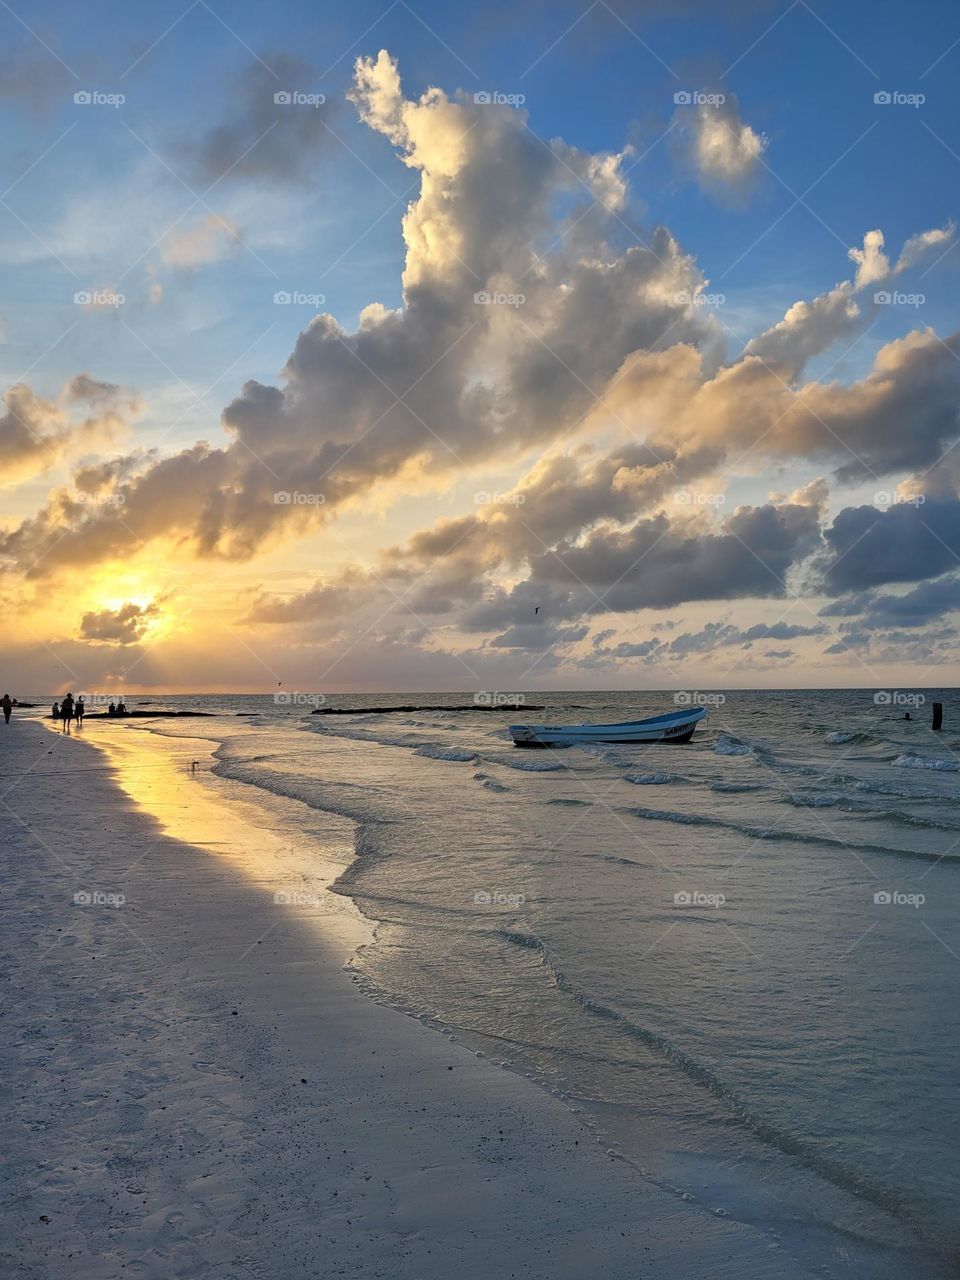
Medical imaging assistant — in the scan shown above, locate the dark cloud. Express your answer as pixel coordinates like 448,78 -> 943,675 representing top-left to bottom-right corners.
179,54 -> 337,186
79,601 -> 159,645
0,45 -> 75,116
489,622 -> 589,650
529,499 -> 823,611
665,619 -> 823,656
820,576 -> 960,632
821,498 -> 960,592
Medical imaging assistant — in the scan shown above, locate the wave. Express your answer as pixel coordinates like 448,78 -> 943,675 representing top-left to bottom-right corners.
485,754 -> 566,772
627,804 -> 959,863
853,777 -> 960,802
782,792 -> 841,808
713,734 -> 754,757
547,797 -> 591,806
309,722 -> 418,750
824,730 -> 871,745
493,928 -> 915,1223
312,702 -> 546,716
413,744 -> 478,762
623,771 -> 685,786
709,780 -> 762,794
895,753 -> 960,773
472,771 -> 510,792
873,808 -> 960,833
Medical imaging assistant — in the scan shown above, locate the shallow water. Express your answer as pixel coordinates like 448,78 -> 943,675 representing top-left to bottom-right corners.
34,688 -> 960,1272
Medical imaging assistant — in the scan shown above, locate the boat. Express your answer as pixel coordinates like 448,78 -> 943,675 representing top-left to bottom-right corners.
508,706 -> 707,748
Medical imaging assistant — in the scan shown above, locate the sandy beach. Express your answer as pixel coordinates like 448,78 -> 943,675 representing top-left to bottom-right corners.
0,713 -> 873,1280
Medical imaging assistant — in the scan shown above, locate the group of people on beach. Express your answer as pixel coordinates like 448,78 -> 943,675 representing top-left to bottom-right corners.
52,694 -> 85,730
50,695 -> 128,729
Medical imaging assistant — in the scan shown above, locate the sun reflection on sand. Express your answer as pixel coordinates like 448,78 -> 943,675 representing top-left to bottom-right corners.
50,718 -> 371,961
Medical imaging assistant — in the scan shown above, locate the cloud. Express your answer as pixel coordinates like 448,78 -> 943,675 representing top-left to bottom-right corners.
820,497 -> 960,592
848,224 -> 955,290
489,621 -> 589,650
0,376 -> 140,487
1,51 -> 713,575
0,45 -> 74,117
161,215 -> 241,268
848,229 -> 890,290
745,226 -> 954,379
79,601 -> 160,645
895,223 -> 955,273
3,48 -> 959,694
820,576 -> 960,630
674,94 -> 766,195
179,54 -> 337,187
744,283 -> 860,378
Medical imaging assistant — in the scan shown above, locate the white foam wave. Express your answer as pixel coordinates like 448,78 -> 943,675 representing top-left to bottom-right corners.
894,753 -> 960,773
413,745 -> 478,762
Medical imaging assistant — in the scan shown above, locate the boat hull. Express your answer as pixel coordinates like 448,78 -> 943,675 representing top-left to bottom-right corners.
509,707 -> 707,748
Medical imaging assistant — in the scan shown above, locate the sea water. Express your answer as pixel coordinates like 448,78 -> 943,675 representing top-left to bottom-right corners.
47,689 -> 960,1273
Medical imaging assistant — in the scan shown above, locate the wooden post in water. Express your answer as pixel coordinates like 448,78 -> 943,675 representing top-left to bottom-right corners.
932,701 -> 943,731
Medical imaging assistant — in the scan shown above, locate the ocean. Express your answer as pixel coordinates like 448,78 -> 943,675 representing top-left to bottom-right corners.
34,688 -> 960,1271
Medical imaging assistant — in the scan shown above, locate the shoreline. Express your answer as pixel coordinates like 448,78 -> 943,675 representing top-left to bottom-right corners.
1,717 -> 935,1278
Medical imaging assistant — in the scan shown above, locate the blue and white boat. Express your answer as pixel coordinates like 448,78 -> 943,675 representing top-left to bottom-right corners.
509,705 -> 707,748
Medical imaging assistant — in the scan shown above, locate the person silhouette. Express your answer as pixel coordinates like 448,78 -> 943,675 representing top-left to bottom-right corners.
61,693 -> 74,732
75,696 -> 85,726
52,701 -> 60,720
1,694 -> 11,725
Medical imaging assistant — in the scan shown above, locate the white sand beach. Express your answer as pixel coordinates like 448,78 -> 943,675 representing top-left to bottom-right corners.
0,717 -> 917,1279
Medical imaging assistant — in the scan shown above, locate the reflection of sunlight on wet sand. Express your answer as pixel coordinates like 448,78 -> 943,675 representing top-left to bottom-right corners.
52,718 -> 371,962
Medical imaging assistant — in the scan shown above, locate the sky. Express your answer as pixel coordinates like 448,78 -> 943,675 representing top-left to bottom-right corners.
2,0 -> 960,695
